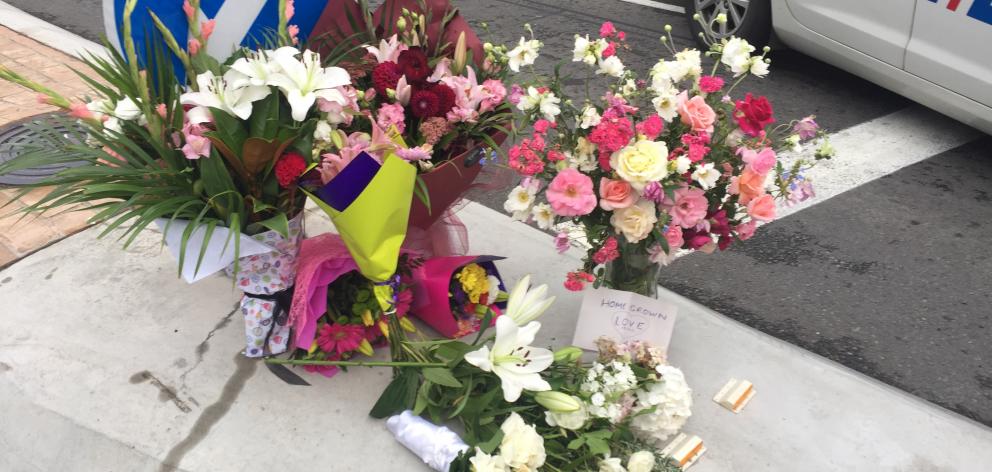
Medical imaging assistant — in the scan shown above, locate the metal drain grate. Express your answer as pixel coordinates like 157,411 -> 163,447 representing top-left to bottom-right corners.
0,113 -> 89,186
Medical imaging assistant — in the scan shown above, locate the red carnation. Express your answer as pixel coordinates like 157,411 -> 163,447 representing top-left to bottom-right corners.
275,151 -> 307,188
429,83 -> 456,116
409,88 -> 441,119
733,93 -> 775,137
397,47 -> 430,83
372,61 -> 402,97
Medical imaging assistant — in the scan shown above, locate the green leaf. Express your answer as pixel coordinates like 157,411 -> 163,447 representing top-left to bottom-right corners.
568,437 -> 586,450
413,176 -> 431,214
414,380 -> 432,415
586,437 -> 610,456
257,211 -> 289,238
435,341 -> 473,366
477,429 -> 505,455
472,309 -> 495,345
248,93 -> 280,140
423,368 -> 462,388
369,370 -> 418,419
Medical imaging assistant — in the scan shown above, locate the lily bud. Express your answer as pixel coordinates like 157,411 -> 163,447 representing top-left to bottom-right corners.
553,346 -> 583,363
358,339 -> 375,357
330,129 -> 346,150
396,17 -> 407,31
535,391 -> 582,413
378,320 -> 390,338
399,317 -> 417,332
453,31 -> 468,75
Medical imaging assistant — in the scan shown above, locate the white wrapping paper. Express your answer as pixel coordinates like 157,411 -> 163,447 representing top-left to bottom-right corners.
386,411 -> 469,471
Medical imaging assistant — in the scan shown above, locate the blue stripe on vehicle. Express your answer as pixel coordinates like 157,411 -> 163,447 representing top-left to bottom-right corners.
967,0 -> 992,25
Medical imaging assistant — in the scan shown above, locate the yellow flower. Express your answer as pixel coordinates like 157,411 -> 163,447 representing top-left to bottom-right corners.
455,263 -> 489,304
378,320 -> 390,339
361,309 -> 374,327
399,317 -> 417,333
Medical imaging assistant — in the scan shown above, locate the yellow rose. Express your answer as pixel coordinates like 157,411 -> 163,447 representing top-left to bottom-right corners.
610,139 -> 670,191
610,199 -> 658,243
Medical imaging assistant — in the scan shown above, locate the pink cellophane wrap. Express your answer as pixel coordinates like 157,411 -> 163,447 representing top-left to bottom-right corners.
289,233 -> 360,353
403,210 -> 470,258
409,256 -> 505,338
226,214 -> 303,358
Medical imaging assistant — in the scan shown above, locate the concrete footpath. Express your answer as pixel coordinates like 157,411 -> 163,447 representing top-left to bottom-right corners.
1,202 -> 990,472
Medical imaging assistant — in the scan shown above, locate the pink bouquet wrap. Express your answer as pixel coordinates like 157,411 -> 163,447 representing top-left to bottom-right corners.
409,255 -> 507,338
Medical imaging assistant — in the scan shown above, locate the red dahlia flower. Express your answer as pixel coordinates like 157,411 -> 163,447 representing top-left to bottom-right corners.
372,61 -> 402,97
398,47 -> 431,83
409,88 -> 441,118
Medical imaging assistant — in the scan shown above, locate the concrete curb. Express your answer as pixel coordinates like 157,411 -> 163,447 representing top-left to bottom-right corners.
0,0 -> 107,60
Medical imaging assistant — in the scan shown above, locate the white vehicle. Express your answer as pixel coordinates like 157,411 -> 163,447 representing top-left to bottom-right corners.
688,0 -> 992,134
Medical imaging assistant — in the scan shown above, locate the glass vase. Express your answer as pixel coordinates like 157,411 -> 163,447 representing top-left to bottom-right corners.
604,240 -> 661,298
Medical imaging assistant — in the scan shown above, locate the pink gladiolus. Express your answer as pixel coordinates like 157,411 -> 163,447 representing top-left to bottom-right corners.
670,186 -> 708,228
547,168 -> 597,216
68,102 -> 94,120
187,38 -> 201,55
36,94 -> 54,105
288,25 -> 300,45
155,104 -> 167,118
182,0 -> 195,20
201,20 -> 215,42
285,0 -> 295,20
182,134 -> 211,160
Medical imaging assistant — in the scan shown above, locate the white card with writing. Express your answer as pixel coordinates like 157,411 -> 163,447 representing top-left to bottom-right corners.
572,288 -> 678,354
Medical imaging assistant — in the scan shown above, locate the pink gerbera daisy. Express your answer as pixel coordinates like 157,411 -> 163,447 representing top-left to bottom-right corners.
316,323 -> 365,355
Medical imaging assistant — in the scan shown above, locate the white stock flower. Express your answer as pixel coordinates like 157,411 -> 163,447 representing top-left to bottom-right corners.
267,49 -> 351,121
499,413 -> 547,470
469,448 -> 510,472
545,398 -> 589,430
626,451 -> 656,472
571,137 -> 598,171
611,199 -> 658,244
504,184 -> 537,218
573,35 -> 597,65
505,275 -> 556,326
598,457 -> 627,472
674,155 -> 692,174
464,317 -> 553,402
508,37 -> 541,72
597,55 -> 625,77
620,79 -> 637,97
578,105 -> 602,129
721,37 -> 755,76
517,87 -> 560,121
674,49 -> 703,79
631,365 -> 693,445
181,70 -> 271,121
531,203 -> 555,230
749,57 -> 770,77
691,162 -> 720,190
313,120 -> 333,143
611,140 -> 670,191
652,91 -> 679,122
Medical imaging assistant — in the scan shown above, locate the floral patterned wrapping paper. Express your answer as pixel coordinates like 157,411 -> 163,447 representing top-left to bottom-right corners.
226,214 -> 304,358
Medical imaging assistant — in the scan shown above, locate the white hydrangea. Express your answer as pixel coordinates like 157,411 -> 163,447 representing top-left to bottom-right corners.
581,361 -> 639,423
631,365 -> 693,445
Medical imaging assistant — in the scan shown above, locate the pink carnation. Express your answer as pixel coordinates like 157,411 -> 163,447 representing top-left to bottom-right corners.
547,168 -> 597,216
508,137 -> 545,176
479,79 -> 507,113
670,186 -> 709,228
599,21 -> 617,38
698,76 -> 724,93
602,42 -> 617,58
636,114 -> 664,140
533,119 -> 556,134
565,271 -> 595,291
588,117 -> 634,170
681,133 -> 711,162
376,103 -> 406,133
592,237 -> 620,264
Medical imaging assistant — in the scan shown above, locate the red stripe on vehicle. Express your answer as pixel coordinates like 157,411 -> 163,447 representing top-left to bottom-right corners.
947,0 -> 961,11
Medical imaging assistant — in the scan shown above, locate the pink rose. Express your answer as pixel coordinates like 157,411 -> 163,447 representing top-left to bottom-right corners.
664,225 -> 684,250
676,91 -> 716,135
735,220 -> 757,241
547,168 -> 597,216
747,194 -> 776,222
598,178 -> 636,211
670,186 -> 708,228
731,168 -> 766,204
740,147 -> 776,175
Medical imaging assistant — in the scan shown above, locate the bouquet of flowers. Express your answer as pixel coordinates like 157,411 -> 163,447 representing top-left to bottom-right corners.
278,275 -> 691,471
408,255 -> 508,337
500,21 -> 833,296
0,0 -> 359,356
306,0 -> 515,250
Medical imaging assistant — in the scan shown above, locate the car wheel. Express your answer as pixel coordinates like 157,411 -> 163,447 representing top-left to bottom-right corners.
687,0 -> 771,49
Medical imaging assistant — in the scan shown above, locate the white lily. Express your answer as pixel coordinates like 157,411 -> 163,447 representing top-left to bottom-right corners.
505,275 -> 555,326
268,49 -> 351,122
227,47 -> 297,88
181,70 -> 271,121
465,316 -> 553,402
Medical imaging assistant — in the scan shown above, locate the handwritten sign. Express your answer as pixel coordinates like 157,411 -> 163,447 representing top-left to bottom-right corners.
572,288 -> 678,354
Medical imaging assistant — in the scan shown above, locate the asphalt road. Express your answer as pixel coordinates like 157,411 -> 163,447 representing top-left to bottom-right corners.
8,0 -> 991,425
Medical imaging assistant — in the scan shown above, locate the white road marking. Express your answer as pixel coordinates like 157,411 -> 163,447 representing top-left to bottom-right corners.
619,0 -> 687,14
204,0 -> 267,60
776,105 -> 982,219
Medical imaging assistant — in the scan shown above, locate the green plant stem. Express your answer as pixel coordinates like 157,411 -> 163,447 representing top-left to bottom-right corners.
265,359 -> 447,368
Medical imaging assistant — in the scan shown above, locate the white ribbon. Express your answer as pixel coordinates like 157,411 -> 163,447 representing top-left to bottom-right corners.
386,411 -> 469,471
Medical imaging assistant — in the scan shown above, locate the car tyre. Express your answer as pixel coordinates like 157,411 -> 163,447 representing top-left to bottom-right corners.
687,0 -> 772,49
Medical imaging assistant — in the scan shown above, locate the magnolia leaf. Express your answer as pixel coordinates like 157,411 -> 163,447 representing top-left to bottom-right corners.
477,430 -> 505,455
240,137 -> 283,177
